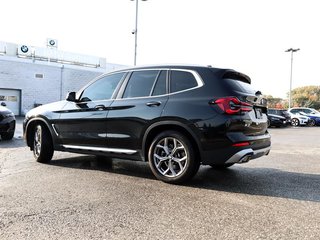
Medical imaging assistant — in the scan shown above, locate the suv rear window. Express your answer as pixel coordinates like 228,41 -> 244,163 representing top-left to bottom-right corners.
224,79 -> 256,94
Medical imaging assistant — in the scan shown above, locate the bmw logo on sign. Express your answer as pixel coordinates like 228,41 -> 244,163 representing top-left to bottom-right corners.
21,45 -> 29,53
49,40 -> 55,46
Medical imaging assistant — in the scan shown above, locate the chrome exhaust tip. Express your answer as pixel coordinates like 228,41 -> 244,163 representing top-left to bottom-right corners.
238,153 -> 253,163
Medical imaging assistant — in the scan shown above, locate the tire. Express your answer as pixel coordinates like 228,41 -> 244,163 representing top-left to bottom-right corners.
291,118 -> 300,126
308,119 -> 316,126
33,124 -> 54,163
210,163 -> 235,169
148,131 -> 199,184
1,131 -> 14,140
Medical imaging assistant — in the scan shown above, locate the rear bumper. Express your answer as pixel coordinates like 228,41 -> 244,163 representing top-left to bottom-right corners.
225,146 -> 270,164
200,132 -> 271,165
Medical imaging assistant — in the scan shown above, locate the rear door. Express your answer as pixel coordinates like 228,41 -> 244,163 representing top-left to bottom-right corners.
106,69 -> 168,152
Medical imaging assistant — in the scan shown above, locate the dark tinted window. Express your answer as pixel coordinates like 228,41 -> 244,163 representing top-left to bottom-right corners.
152,71 -> 167,96
302,109 -> 312,114
290,109 -> 299,114
123,70 -> 159,98
170,70 -> 198,93
80,72 -> 124,101
268,109 -> 276,114
225,79 -> 256,94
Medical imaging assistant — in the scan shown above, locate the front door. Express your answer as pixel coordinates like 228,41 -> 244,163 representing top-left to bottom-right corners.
54,72 -> 126,148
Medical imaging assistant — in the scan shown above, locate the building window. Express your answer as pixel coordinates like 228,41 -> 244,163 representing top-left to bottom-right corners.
35,73 -> 44,79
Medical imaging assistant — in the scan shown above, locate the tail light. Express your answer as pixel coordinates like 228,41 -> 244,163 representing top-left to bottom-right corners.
213,97 -> 253,114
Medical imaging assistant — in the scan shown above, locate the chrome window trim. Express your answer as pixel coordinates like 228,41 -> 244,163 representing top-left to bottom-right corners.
77,68 -> 205,102
114,68 -> 204,101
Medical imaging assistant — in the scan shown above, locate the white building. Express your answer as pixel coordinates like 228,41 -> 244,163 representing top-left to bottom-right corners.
0,40 -> 125,115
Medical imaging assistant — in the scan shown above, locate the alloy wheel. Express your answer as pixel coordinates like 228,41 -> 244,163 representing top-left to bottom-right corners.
34,125 -> 42,158
153,137 -> 188,178
291,118 -> 299,126
309,119 -> 316,126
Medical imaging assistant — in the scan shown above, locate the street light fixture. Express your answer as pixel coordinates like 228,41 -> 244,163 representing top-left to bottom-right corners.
285,48 -> 300,108
131,0 -> 147,66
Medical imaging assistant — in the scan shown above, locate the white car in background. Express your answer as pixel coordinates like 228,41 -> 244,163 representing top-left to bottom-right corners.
287,108 -> 310,126
288,107 -> 320,116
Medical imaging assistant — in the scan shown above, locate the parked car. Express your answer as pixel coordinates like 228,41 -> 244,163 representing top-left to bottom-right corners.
23,65 -> 271,183
0,102 -> 16,140
288,107 -> 320,126
288,107 -> 320,116
267,108 -> 291,125
287,111 -> 310,126
267,114 -> 287,127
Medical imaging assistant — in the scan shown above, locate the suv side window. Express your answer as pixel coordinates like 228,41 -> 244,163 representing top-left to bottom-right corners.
170,70 -> 198,93
80,72 -> 125,101
123,70 -> 159,98
268,109 -> 275,114
152,70 -> 167,96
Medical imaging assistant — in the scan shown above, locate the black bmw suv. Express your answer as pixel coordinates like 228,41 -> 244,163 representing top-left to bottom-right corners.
24,65 -> 271,183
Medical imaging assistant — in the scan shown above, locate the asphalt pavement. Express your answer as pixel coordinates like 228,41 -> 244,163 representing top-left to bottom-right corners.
0,119 -> 319,239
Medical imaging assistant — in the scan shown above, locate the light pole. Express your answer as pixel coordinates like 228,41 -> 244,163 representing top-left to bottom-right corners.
285,48 -> 300,108
131,0 -> 147,66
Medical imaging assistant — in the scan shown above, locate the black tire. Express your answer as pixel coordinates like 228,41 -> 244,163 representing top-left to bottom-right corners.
148,131 -> 199,184
210,163 -> 235,169
291,118 -> 300,127
267,119 -> 271,127
33,124 -> 54,163
308,119 -> 316,126
1,131 -> 14,140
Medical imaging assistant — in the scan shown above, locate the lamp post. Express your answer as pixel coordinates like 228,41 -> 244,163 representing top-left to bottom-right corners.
131,0 -> 147,66
285,48 -> 300,108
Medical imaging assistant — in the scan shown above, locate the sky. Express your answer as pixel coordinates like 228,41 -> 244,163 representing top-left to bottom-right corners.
1,0 -> 319,98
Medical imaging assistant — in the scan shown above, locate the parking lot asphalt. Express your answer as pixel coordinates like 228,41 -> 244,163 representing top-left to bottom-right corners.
0,119 -> 319,239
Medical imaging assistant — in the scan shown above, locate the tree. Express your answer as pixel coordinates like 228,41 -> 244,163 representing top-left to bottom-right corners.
291,86 -> 320,109
264,95 -> 286,108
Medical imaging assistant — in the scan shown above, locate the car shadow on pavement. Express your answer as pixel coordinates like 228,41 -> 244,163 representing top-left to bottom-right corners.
50,155 -> 155,180
190,166 -> 320,203
50,155 -> 320,203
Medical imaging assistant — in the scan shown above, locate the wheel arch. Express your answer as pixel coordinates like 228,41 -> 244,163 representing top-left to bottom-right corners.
142,121 -> 202,163
25,117 -> 54,149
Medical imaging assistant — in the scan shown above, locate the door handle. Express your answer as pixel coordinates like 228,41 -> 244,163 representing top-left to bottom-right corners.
146,101 -> 161,107
94,105 -> 106,111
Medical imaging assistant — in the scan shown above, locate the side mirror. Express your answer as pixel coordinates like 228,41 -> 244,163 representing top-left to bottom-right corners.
1,102 -> 6,107
66,92 -> 77,102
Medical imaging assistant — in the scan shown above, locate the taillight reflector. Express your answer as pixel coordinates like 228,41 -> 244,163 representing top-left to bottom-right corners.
214,97 -> 252,114
232,142 -> 250,147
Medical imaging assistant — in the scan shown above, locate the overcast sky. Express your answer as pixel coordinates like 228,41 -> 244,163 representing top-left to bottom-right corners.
1,0 -> 319,98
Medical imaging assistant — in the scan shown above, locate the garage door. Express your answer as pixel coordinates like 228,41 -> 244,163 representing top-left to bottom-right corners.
0,89 -> 21,115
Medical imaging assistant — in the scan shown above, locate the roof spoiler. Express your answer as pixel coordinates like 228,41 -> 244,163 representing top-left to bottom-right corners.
222,70 -> 251,84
